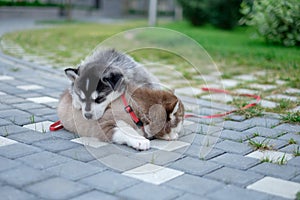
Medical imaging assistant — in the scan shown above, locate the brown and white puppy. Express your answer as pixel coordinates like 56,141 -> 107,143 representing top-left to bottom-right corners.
58,80 -> 184,150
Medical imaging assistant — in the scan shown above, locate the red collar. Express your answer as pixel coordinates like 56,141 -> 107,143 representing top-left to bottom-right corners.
121,94 -> 143,128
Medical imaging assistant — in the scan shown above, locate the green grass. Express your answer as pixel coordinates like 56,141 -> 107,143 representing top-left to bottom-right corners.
248,138 -> 274,150
281,111 -> 300,124
228,97 -> 264,119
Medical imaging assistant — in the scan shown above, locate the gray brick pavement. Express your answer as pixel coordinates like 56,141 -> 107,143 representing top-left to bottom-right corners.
0,49 -> 299,199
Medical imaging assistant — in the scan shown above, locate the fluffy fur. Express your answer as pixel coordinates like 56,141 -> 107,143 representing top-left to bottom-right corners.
65,49 -> 160,120
57,83 -> 184,150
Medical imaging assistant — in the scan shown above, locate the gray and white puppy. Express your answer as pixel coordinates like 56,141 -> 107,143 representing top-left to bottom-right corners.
65,49 -> 159,120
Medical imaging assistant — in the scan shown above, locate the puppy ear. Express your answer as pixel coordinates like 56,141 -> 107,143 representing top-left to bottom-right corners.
65,68 -> 79,82
102,71 -> 124,91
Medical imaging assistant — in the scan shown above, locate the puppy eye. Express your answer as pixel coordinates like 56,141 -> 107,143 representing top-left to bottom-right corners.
95,96 -> 103,104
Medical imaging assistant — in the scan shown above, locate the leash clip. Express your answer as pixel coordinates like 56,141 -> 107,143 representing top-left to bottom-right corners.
49,120 -> 64,131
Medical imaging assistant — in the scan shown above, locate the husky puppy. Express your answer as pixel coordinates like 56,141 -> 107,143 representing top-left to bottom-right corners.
57,77 -> 184,150
65,49 -> 159,120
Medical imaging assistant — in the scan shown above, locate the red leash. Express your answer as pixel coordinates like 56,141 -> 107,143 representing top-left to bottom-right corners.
184,87 -> 261,119
49,88 -> 261,131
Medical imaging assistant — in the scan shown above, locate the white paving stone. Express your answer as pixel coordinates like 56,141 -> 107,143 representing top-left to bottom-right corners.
71,137 -> 108,148
0,91 -> 6,95
221,79 -> 240,88
247,176 -> 300,199
285,88 -> 300,94
234,89 -> 258,95
234,74 -> 256,81
175,87 -> 203,96
27,96 -> 58,104
122,163 -> 184,185
249,84 -> 277,91
150,139 -> 190,151
246,150 -> 293,163
266,94 -> 298,102
17,84 -> 44,91
259,100 -> 278,109
0,75 -> 14,81
275,80 -> 286,85
290,106 -> 300,112
0,136 -> 18,147
201,93 -> 233,103
23,121 -> 54,133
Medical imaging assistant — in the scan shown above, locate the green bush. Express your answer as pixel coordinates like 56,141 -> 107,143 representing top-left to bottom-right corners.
177,0 -> 209,26
177,0 -> 242,29
240,0 -> 300,46
208,0 -> 243,30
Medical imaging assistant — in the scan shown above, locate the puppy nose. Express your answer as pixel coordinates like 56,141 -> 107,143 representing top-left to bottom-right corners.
84,113 -> 93,119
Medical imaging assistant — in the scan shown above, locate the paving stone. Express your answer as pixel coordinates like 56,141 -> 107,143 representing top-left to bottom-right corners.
204,167 -> 263,187
234,74 -> 256,81
0,143 -> 41,159
234,88 -> 258,95
32,138 -> 80,152
280,144 -> 299,154
1,185 -> 37,200
274,124 -> 300,133
201,93 -> 233,103
0,109 -> 30,118
221,79 -> 239,88
175,87 -> 203,96
52,129 -> 77,140
226,114 -> 246,122
0,166 -> 53,187
0,136 -> 18,147
266,94 -> 298,102
71,136 -> 108,148
150,139 -> 190,151
123,163 -> 184,185
287,156 -> 300,167
243,117 -> 281,128
249,83 -> 277,91
246,136 -> 288,150
174,193 -> 210,200
247,176 -> 300,199
217,120 -> 254,131
100,154 -> 145,172
207,185 -> 271,200
290,106 -> 300,112
7,131 -> 54,144
46,160 -> 104,181
119,182 -> 183,200
243,126 -> 285,138
0,124 -> 29,136
60,145 -> 119,162
0,118 -> 11,126
129,150 -> 183,166
183,143 -> 225,160
169,156 -> 222,176
249,162 -> 300,180
278,133 -> 300,144
215,140 -> 253,155
23,120 -> 53,133
184,123 -> 223,134
0,156 -> 21,172
16,84 -> 44,90
259,100 -> 278,109
165,174 -> 225,196
220,129 -> 254,142
292,174 -> 300,183
246,150 -> 294,164
285,88 -> 300,94
18,151 -> 72,169
0,75 -> 14,80
26,177 -> 90,200
70,190 -> 118,200
28,107 -> 56,117
12,102 -> 45,110
211,153 -> 260,170
81,171 -> 139,193
26,96 -> 58,104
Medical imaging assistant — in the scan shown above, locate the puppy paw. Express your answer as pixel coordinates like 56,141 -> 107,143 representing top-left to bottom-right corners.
131,138 -> 150,151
